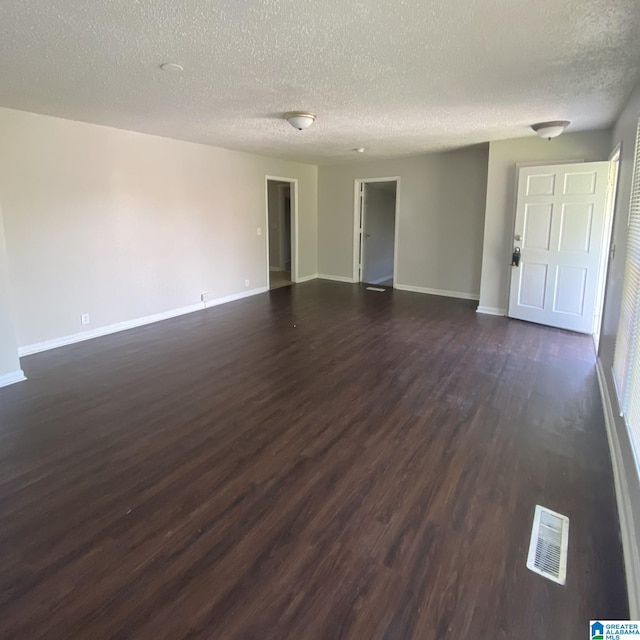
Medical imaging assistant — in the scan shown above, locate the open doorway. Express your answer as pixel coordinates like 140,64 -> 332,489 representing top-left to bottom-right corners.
353,178 -> 399,286
266,177 -> 296,290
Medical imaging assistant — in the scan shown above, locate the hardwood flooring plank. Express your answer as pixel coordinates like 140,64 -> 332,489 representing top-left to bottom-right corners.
0,281 -> 628,639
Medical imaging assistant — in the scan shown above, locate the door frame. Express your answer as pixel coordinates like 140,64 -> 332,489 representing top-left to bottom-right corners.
507,160 -> 585,308
265,175 -> 299,285
352,177 -> 401,284
593,143 -> 622,351
507,160 -> 611,333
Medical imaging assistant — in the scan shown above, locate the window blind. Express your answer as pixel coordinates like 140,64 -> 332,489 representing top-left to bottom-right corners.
613,118 -> 640,461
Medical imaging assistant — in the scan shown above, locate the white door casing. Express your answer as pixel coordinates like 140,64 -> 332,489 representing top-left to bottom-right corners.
264,176 -> 298,284
356,181 -> 366,282
352,177 -> 401,284
508,162 -> 610,333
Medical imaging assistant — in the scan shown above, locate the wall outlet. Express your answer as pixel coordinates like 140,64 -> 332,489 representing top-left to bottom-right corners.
256,227 -> 262,236
81,313 -> 90,326
245,279 -> 250,287
201,292 -> 210,302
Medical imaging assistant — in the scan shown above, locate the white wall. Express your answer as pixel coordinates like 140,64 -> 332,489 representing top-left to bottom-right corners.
0,108 -> 317,350
362,184 -> 396,284
318,145 -> 489,298
478,130 -> 612,314
0,205 -> 23,385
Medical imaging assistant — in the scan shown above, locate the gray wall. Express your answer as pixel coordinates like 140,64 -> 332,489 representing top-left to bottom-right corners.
478,130 -> 612,313
0,108 -> 318,349
362,183 -> 396,284
318,145 -> 489,297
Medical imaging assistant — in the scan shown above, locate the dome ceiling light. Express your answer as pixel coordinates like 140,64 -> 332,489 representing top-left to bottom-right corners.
531,120 -> 570,140
284,111 -> 317,130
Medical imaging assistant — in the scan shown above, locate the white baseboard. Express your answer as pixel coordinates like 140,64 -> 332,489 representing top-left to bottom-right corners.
394,283 -> 480,301
18,287 -> 267,357
476,306 -> 507,316
0,369 -> 27,388
317,274 -> 356,284
596,358 -> 640,618
295,274 -> 318,283
369,275 -> 394,285
204,287 -> 267,309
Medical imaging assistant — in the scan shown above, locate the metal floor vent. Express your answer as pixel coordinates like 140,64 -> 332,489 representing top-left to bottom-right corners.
526,505 -> 569,585
366,286 -> 386,292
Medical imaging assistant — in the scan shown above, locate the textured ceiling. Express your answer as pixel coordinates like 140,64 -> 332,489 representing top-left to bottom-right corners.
0,0 -> 639,164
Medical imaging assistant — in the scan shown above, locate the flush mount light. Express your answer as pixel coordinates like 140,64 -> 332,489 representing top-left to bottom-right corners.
284,111 -> 316,130
353,148 -> 366,153
531,120 -> 570,140
160,62 -> 184,72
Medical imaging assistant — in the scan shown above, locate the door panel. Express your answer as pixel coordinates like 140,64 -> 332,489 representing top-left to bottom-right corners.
553,266 -> 586,315
563,171 -> 597,195
523,204 -> 553,250
558,203 -> 593,253
527,173 -> 556,196
508,162 -> 610,333
517,263 -> 547,309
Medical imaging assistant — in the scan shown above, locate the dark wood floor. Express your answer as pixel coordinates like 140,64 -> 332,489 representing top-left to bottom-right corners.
0,281 -> 627,639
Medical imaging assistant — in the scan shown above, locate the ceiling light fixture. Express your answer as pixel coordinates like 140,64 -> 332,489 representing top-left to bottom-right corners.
284,111 -> 316,130
354,147 -> 366,153
160,62 -> 184,72
531,120 -> 570,140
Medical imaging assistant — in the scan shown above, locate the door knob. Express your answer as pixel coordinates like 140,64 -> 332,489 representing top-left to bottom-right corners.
511,247 -> 521,267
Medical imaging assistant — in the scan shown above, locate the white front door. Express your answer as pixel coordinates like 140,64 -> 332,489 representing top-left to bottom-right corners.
508,162 -> 610,333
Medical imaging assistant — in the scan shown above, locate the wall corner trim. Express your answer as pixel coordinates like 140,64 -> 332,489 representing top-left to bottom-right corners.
394,284 -> 480,301
317,274 -> 357,283
596,358 -> 640,618
0,370 -> 27,388
476,306 -> 507,316
295,274 -> 318,283
18,287 -> 268,357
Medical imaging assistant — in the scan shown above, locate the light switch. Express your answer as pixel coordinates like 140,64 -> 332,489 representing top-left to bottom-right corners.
257,227 -> 262,236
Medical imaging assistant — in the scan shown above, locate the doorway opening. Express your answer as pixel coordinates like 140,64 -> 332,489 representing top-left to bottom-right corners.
353,178 -> 400,286
507,161 -> 614,334
266,177 -> 297,290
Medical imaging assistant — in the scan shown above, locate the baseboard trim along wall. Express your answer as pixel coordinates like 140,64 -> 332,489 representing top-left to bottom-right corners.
0,369 -> 27,388
596,359 -> 640,618
18,287 -> 268,356
394,284 -> 480,301
295,274 -> 318,283
317,274 -> 357,283
476,306 -> 507,316
370,275 -> 393,285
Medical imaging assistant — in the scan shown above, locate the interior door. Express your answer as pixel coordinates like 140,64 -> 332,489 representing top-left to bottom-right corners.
508,162 -> 610,333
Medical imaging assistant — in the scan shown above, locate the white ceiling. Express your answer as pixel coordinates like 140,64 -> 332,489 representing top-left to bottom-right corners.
0,0 -> 639,164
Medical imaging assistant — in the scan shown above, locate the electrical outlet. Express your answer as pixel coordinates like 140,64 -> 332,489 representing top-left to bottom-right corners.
81,313 -> 90,326
245,279 -> 250,287
201,292 -> 210,303
256,227 -> 262,236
